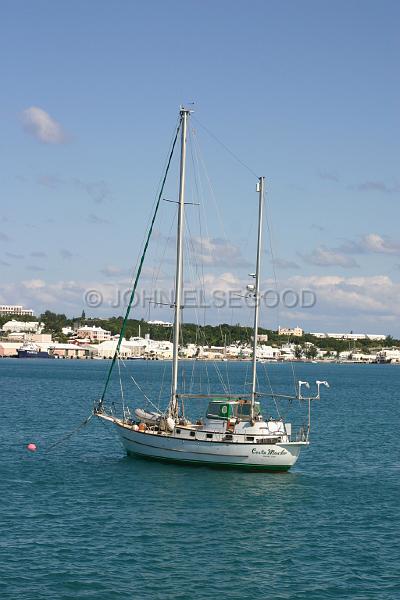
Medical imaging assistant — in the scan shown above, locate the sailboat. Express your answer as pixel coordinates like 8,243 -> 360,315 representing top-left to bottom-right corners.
95,108 -> 328,471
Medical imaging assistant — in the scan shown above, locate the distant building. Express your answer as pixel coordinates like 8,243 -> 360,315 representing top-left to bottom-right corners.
3,320 -> 42,333
76,325 -> 111,342
257,334 -> 269,343
256,345 -> 280,360
0,343 -> 21,357
376,348 -> 400,363
50,343 -> 93,359
310,332 -> 386,341
147,320 -> 173,328
278,326 -> 303,337
0,304 -> 34,316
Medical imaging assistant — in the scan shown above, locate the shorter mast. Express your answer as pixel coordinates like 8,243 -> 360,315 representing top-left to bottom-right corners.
251,176 -> 265,418
170,108 -> 189,418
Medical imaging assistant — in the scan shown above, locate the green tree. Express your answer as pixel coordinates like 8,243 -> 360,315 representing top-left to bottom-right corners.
40,311 -> 69,335
294,345 -> 303,360
305,344 -> 318,360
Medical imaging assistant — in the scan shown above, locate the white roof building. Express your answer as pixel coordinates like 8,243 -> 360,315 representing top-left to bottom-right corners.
311,332 -> 386,341
2,320 -> 42,333
256,345 -> 280,359
147,320 -> 173,328
97,339 -> 145,359
96,336 -> 174,359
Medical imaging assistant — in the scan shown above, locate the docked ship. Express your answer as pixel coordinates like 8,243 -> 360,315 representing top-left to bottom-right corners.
17,342 -> 54,359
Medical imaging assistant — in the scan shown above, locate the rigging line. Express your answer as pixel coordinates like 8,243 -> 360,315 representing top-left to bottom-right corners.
127,115 -> 182,291
182,209 -> 199,394
157,326 -> 174,410
243,361 -> 247,395
189,127 -> 231,393
98,117 -> 181,407
129,375 -> 163,413
183,209 -> 213,394
120,359 -> 164,414
192,116 -> 259,179
188,126 -> 208,315
44,414 -> 93,453
192,126 -> 256,355
192,126 -> 241,395
190,125 -> 231,251
183,136 -> 216,395
261,362 -> 281,418
218,325 -> 231,394
117,357 -> 126,417
190,129 -> 207,328
289,352 -> 298,397
263,184 -> 283,338
150,209 -> 177,305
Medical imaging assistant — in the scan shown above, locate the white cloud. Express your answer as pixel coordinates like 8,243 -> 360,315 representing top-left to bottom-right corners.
338,233 -> 400,256
273,258 -> 300,270
2,270 -> 400,334
352,181 -> 400,194
21,106 -> 67,144
202,271 -> 242,291
100,265 -> 129,278
289,274 -> 400,317
360,233 -> 400,254
190,237 -> 251,268
301,245 -> 359,268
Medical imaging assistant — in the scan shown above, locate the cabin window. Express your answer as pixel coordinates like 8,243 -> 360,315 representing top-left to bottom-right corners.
176,429 -> 181,434
246,436 -> 255,442
224,434 -> 233,441
234,401 -> 260,420
206,433 -> 213,439
190,431 -> 195,437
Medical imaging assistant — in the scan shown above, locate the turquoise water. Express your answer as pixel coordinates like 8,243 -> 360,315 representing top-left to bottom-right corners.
1,359 -> 399,599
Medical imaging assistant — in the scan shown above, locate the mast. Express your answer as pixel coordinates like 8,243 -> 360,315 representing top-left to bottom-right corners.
170,108 -> 189,418
251,176 -> 265,418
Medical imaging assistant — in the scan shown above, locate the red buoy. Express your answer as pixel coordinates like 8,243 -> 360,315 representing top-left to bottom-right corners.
27,443 -> 37,452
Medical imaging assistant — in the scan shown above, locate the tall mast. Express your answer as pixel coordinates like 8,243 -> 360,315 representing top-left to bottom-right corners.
251,176 -> 265,418
170,108 -> 189,418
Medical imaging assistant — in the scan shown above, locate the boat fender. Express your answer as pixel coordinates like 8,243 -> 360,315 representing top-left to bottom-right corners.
138,423 -> 147,432
166,417 -> 175,432
132,424 -> 139,431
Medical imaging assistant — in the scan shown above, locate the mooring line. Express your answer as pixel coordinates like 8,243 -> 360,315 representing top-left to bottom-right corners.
44,413 -> 94,453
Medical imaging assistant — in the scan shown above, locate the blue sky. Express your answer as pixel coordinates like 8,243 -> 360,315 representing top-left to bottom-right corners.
1,0 -> 400,334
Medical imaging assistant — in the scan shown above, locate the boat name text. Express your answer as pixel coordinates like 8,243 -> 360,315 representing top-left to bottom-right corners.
252,447 -> 287,456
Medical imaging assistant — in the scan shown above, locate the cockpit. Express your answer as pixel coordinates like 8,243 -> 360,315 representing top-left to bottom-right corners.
206,399 -> 261,421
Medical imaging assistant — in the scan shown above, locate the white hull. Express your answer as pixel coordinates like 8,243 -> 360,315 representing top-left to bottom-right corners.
113,421 -> 306,471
